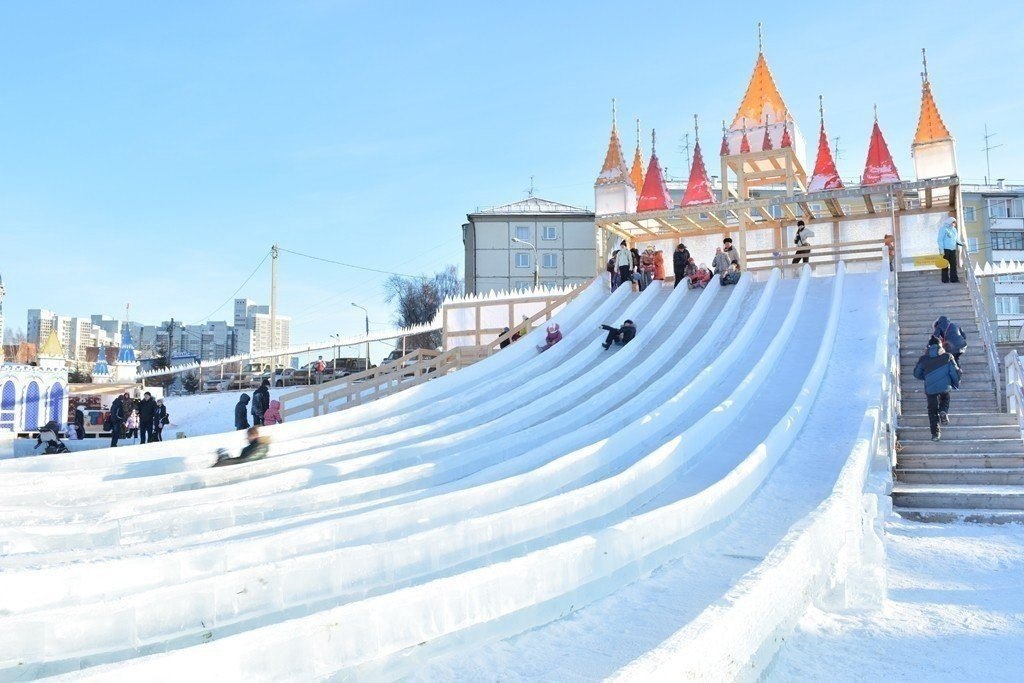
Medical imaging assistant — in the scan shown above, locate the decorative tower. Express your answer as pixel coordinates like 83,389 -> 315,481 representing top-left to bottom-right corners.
636,129 -> 673,212
594,99 -> 637,216
912,48 -> 956,181
630,119 -> 646,198
808,96 -> 844,192
862,105 -> 901,186
37,329 -> 65,371
682,116 -> 716,206
92,347 -> 112,383
113,323 -> 138,384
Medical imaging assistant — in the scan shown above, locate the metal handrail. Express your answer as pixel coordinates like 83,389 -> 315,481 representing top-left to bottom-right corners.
961,243 -> 1004,410
1004,350 -> 1024,440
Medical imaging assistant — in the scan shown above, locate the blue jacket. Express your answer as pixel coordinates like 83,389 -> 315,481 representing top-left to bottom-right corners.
937,217 -> 960,252
934,316 -> 967,354
913,345 -> 961,395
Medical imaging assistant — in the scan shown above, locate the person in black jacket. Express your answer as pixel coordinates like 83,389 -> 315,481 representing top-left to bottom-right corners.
73,404 -> 86,440
235,393 -> 251,430
137,391 -> 156,444
672,243 -> 690,289
214,426 -> 270,467
109,392 -> 129,447
252,380 -> 270,426
913,336 -> 962,440
153,399 -> 168,442
601,319 -> 637,350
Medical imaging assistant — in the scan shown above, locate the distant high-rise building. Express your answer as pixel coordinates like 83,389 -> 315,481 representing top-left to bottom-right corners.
26,309 -> 56,345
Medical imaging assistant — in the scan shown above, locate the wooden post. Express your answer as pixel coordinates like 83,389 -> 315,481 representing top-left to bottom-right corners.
475,306 -> 482,346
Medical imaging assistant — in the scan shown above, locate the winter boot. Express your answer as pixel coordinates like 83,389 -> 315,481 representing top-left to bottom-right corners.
931,433 -> 941,442
939,411 -> 949,425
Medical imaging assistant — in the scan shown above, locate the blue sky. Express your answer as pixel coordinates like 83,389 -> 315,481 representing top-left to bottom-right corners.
1,1 -> 1021,355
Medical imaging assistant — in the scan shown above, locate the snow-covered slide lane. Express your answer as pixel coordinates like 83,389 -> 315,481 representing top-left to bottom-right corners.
0,286 -> 661,538
1,270 -> 832,677
0,278 -> 747,608
0,280 -> 610,477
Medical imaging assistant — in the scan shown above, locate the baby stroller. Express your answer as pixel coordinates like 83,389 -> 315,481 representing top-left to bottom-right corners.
35,420 -> 70,455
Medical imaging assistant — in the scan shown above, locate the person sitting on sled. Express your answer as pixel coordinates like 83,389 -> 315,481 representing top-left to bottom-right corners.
214,426 -> 270,467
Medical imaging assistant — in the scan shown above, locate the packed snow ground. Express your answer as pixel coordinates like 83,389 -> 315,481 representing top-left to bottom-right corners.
769,518 -> 1024,682
0,269 -> 909,680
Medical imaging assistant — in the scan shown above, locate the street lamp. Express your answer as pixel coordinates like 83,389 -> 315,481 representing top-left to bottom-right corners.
511,237 -> 540,288
351,303 -> 370,370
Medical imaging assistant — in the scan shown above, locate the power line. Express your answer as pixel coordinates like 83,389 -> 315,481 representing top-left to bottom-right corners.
196,248 -> 272,323
279,247 -> 428,279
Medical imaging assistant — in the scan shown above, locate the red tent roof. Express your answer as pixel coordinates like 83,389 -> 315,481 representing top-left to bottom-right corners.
719,130 -> 730,156
761,125 -> 772,151
780,123 -> 792,148
862,117 -> 901,185
682,139 -> 716,206
739,129 -> 751,154
808,102 -> 843,192
636,131 -> 673,212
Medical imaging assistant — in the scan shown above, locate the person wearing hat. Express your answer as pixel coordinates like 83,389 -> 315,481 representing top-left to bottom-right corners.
913,335 -> 962,441
536,323 -> 563,352
792,220 -> 814,265
613,239 -> 633,291
672,243 -> 691,289
601,319 -> 637,350
639,245 -> 656,291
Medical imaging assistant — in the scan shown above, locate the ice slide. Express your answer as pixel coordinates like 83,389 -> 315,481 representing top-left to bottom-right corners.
0,265 -> 894,680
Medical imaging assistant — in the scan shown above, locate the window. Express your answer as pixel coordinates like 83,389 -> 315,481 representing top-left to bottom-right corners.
964,206 -> 977,222
542,225 -> 558,240
515,226 -> 530,241
515,252 -> 531,268
968,238 -> 979,254
992,231 -> 1024,251
995,295 -> 1021,315
542,253 -> 558,269
988,198 -> 1024,218
996,274 -> 1024,283
514,281 -> 531,290
767,205 -> 783,219
998,326 -> 1020,342
699,212 -> 709,220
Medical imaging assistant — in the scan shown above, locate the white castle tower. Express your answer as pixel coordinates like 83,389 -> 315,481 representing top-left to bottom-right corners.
594,99 -> 637,217
911,49 -> 957,182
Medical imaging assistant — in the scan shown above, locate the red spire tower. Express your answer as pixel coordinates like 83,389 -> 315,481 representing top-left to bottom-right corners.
862,105 -> 901,185
682,115 -> 716,206
807,96 -> 844,192
636,129 -> 673,211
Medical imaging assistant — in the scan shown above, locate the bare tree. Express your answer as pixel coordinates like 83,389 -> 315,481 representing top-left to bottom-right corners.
384,265 -> 463,351
3,327 -> 26,344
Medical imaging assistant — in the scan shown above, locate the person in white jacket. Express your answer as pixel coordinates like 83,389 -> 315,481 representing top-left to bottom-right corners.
936,216 -> 963,283
792,220 -> 814,264
614,240 -> 633,291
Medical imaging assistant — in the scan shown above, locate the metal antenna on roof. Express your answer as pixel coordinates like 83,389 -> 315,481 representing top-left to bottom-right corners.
757,22 -> 763,52
921,47 -> 929,83
833,136 -> 843,161
525,175 -> 535,198
678,132 -> 690,169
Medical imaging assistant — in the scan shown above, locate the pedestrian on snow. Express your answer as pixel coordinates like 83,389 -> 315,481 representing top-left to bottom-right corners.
792,220 -> 814,264
252,379 -> 271,426
137,391 -> 156,444
235,393 -> 251,431
722,260 -> 742,286
722,236 -> 740,265
314,356 -> 327,385
638,245 -> 656,291
601,319 -> 637,350
712,247 -> 731,276
125,408 -> 139,441
214,426 -> 270,467
536,323 -> 563,352
73,404 -> 86,441
263,399 -> 284,426
653,250 -> 665,281
913,336 -> 962,440
614,240 -> 633,291
607,252 -> 619,289
933,316 -> 967,362
499,327 -> 511,349
153,399 -> 168,442
672,243 -> 690,289
690,260 -> 713,289
937,216 -> 964,283
109,392 -> 129,447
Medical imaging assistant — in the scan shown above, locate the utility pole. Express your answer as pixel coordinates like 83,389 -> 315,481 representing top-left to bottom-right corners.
983,124 -> 1002,185
166,318 -> 175,369
351,303 -> 370,370
270,243 -> 279,370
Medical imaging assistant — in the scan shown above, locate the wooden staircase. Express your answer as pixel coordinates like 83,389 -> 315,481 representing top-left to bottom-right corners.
892,269 -> 1024,521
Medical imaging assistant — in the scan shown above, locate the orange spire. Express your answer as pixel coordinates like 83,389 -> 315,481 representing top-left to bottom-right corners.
719,120 -> 730,156
630,118 -> 646,193
761,114 -> 773,150
731,29 -> 791,130
914,49 -> 952,144
595,99 -> 632,186
637,129 -> 673,211
862,106 -> 901,185
682,115 -> 716,206
739,118 -> 751,153
808,96 -> 843,192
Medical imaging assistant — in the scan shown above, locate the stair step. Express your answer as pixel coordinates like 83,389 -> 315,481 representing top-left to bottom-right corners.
896,468 -> 1024,485
898,424 -> 1021,440
892,484 -> 1024,510
899,412 -> 1016,427
897,453 -> 1024,469
893,508 -> 1024,523
901,392 -> 998,402
898,438 -> 1024,454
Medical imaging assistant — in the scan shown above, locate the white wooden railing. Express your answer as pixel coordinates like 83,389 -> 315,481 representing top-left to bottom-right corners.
1005,350 -> 1024,440
961,243 -> 1004,410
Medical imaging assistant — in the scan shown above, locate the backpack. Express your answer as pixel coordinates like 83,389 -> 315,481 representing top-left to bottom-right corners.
606,258 -> 615,273
794,233 -> 800,245
102,415 -> 113,432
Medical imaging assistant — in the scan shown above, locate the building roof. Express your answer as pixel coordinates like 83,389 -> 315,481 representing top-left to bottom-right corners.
471,197 -> 592,216
862,115 -> 901,186
38,329 -> 64,358
731,51 -> 791,130
636,131 -> 673,212
117,326 -> 136,363
914,80 -> 952,145
808,99 -> 844,192
595,100 -> 633,188
681,138 -> 716,207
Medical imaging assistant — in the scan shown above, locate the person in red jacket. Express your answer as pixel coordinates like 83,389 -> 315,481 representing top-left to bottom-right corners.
536,323 -> 563,352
